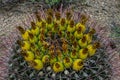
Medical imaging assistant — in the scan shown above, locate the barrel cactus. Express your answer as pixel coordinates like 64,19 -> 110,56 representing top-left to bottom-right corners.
8,9 -> 111,79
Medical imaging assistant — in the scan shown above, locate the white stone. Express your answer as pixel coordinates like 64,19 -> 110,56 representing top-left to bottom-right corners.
46,66 -> 51,71
52,73 -> 56,78
38,71 -> 44,76
64,70 -> 69,75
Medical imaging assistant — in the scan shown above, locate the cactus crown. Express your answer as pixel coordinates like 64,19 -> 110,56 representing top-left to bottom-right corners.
16,9 -> 100,73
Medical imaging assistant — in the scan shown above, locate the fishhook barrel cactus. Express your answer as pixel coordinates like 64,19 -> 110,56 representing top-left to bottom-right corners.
17,9 -> 100,72
7,8 -> 111,80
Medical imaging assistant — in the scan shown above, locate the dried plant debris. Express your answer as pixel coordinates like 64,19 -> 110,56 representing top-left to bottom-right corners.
8,9 -> 111,80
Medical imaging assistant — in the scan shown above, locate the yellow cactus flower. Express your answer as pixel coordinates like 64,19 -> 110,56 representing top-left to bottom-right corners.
38,41 -> 42,47
34,50 -> 43,59
56,48 -> 64,61
22,51 -> 34,61
21,41 -> 30,51
29,33 -> 38,43
50,57 -> 57,65
72,40 -> 80,51
36,18 -> 43,27
53,62 -> 64,73
87,44 -> 95,56
67,20 -> 75,33
40,22 -> 47,33
42,41 -> 49,49
46,16 -> 53,30
39,34 -> 45,42
36,21 -> 41,27
74,27 -> 83,39
31,27 -> 39,36
87,42 -> 100,56
59,18 -> 66,31
84,28 -> 96,44
42,41 -> 50,49
62,43 -> 68,53
75,23 -> 86,33
42,55 -> 50,64
41,46 -> 46,53
79,48 -> 88,59
17,26 -> 30,40
57,55 -> 64,61
67,23 -> 75,32
31,36 -> 38,43
47,23 -> 53,30
84,33 -> 92,44
63,57 -> 73,68
73,59 -> 84,71
17,40 -> 30,51
70,49 -> 78,59
52,22 -> 59,33
58,30 -> 65,37
55,11 -> 61,22
31,22 -> 39,35
78,36 -> 87,48
30,59 -> 43,70
22,30 -> 30,40
30,43 -> 39,52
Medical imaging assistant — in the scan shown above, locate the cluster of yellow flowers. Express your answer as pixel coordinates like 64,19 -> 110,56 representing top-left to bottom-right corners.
17,9 -> 100,73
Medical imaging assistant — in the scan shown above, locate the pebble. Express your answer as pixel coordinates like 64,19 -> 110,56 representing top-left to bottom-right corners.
46,66 -> 51,71
38,71 -> 44,76
64,70 -> 69,75
51,73 -> 56,78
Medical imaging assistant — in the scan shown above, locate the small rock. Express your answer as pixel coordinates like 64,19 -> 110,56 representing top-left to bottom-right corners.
38,71 -> 44,76
46,66 -> 51,71
64,70 -> 69,75
52,73 -> 56,78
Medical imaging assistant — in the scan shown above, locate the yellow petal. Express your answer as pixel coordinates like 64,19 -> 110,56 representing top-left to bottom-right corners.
42,55 -> 50,64
78,39 -> 87,48
24,51 -> 34,61
74,31 -> 83,39
63,57 -> 73,68
21,41 -> 30,50
67,26 -> 75,33
35,50 -> 43,59
22,30 -> 30,40
60,25 -> 66,31
46,23 -> 53,30
29,36 -> 38,43
87,45 -> 96,56
70,50 -> 78,59
31,27 -> 39,35
84,34 -> 92,44
32,59 -> 43,70
36,21 -> 42,27
53,62 -> 64,73
79,48 -> 88,59
75,23 -> 86,33
73,59 -> 83,71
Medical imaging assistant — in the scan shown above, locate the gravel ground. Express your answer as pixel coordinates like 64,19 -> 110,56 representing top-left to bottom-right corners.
0,0 -> 120,80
